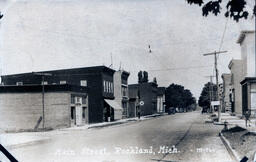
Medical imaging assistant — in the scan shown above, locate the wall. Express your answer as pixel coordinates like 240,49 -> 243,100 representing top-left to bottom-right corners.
240,33 -> 255,77
230,60 -> 244,115
0,92 -> 70,132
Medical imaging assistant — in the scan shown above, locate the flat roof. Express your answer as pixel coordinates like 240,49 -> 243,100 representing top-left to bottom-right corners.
1,65 -> 115,77
0,84 -> 89,93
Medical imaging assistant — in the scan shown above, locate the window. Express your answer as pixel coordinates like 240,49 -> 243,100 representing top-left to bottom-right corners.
82,107 -> 86,119
80,80 -> 87,87
76,97 -> 81,104
82,96 -> 87,104
71,96 -> 75,104
103,80 -> 107,92
16,82 -> 23,86
41,81 -> 48,85
60,80 -> 66,84
111,82 -> 114,93
108,82 -> 110,92
122,87 -> 128,96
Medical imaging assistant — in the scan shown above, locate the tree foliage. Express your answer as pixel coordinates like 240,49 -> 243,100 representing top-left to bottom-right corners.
165,83 -> 196,110
198,82 -> 217,108
186,0 -> 252,22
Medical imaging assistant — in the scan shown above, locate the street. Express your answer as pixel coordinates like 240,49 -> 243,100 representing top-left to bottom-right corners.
10,111 -> 232,162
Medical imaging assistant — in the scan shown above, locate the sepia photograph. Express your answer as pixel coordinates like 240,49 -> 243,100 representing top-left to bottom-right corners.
0,0 -> 255,161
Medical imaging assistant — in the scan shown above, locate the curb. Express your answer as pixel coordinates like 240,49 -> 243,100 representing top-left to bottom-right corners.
88,114 -> 166,129
219,132 -> 241,162
6,138 -> 51,150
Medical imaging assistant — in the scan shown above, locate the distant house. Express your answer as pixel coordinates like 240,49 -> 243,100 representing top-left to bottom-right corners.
237,30 -> 256,117
1,66 -> 121,124
128,82 -> 158,116
221,73 -> 232,112
157,87 -> 166,113
228,59 -> 244,115
113,70 -> 130,119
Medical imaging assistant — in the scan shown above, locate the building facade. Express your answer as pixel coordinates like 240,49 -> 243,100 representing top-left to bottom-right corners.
128,82 -> 158,116
113,70 -> 130,118
1,66 -> 118,123
157,87 -> 166,113
228,59 -> 244,115
0,84 -> 88,132
237,30 -> 256,117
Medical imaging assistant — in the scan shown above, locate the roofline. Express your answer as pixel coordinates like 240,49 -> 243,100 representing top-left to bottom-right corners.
1,65 -> 115,77
237,30 -> 255,44
228,59 -> 242,69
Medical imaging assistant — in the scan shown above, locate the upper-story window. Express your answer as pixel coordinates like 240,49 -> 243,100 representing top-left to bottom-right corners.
41,81 -> 48,85
103,80 -> 113,93
16,82 -> 23,86
122,87 -> 128,97
80,80 -> 87,87
60,80 -> 66,84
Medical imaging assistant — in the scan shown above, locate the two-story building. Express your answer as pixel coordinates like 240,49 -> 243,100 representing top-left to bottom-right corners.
1,66 -> 119,125
237,30 -> 256,117
113,70 -> 130,119
228,59 -> 244,115
128,82 -> 158,116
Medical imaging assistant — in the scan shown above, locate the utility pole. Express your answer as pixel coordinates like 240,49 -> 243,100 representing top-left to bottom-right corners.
32,72 -> 52,130
203,50 -> 227,122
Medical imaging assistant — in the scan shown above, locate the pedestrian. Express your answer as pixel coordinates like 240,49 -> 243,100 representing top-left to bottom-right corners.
137,107 -> 141,120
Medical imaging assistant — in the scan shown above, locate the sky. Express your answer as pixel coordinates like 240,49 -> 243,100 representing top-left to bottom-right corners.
0,0 -> 254,99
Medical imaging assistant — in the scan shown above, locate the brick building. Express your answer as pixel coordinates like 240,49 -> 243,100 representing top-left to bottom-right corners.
128,82 -> 158,116
0,84 -> 88,132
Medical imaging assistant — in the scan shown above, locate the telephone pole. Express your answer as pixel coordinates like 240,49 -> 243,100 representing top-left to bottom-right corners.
32,72 -> 52,129
203,50 -> 227,122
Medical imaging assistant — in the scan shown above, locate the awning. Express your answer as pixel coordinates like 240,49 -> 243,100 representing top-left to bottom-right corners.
104,99 -> 123,110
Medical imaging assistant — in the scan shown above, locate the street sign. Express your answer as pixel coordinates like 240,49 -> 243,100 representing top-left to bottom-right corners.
211,101 -> 220,106
139,101 -> 144,106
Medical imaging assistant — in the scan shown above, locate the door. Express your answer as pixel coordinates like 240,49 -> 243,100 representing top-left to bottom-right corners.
71,107 -> 76,126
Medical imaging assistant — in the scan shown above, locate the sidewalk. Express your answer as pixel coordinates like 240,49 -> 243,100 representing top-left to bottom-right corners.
0,113 -> 167,149
214,112 -> 256,132
210,112 -> 256,161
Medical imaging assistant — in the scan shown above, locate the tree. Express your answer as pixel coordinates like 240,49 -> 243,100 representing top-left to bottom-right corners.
165,83 -> 196,112
198,82 -> 217,110
0,12 -> 3,19
186,0 -> 253,22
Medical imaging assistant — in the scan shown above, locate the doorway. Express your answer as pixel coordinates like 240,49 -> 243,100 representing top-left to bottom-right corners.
71,106 -> 76,126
